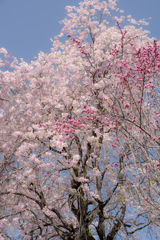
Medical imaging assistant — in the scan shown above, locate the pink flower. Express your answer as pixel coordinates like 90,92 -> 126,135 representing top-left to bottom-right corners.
112,144 -> 116,148
143,187 -> 147,190
79,124 -> 86,128
114,163 -> 118,167
75,39 -> 81,43
156,163 -> 160,167
125,103 -> 130,108
132,117 -> 136,122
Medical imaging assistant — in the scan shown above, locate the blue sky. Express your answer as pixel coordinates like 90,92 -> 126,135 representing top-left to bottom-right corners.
0,0 -> 160,62
0,0 -> 159,239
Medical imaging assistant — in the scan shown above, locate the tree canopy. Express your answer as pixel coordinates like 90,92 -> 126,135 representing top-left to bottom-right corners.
0,0 -> 160,239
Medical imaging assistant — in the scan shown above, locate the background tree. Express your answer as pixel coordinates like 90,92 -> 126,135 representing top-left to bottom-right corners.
0,0 -> 160,239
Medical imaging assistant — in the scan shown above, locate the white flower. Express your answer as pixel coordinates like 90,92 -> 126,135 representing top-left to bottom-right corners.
87,136 -> 95,142
93,168 -> 101,176
73,155 -> 80,162
103,133 -> 112,141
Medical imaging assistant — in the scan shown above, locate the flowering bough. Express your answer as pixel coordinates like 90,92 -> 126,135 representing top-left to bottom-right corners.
0,0 -> 160,239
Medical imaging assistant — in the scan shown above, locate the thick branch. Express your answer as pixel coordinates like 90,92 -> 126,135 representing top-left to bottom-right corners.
106,204 -> 126,240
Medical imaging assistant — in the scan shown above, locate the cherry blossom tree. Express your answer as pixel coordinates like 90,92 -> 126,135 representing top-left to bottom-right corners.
0,0 -> 160,239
